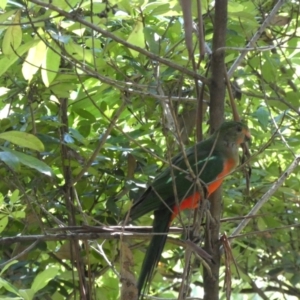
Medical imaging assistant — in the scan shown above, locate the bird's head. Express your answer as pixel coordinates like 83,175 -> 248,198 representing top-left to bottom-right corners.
216,121 -> 251,145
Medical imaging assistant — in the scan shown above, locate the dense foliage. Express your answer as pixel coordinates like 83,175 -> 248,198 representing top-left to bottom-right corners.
0,0 -> 299,299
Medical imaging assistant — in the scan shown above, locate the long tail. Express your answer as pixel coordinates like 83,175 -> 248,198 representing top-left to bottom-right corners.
138,209 -> 172,298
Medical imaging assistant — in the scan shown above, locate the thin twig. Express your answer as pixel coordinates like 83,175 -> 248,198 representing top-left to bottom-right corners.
229,223 -> 300,240
227,0 -> 286,78
28,0 -> 209,84
0,240 -> 39,269
230,156 -> 300,238
178,248 -> 193,300
71,102 -> 126,185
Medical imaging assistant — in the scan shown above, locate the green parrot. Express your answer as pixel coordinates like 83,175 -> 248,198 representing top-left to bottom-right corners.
128,120 -> 251,297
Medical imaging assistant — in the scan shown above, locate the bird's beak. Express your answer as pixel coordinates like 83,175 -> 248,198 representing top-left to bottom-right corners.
245,131 -> 251,142
244,130 -> 251,142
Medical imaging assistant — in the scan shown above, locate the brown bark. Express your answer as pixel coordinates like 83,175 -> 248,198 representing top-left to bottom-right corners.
204,1 -> 228,300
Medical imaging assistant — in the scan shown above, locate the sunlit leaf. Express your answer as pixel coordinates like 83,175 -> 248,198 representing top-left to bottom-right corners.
22,39 -> 47,81
41,40 -> 61,87
0,0 -> 6,9
0,278 -> 20,296
2,10 -> 22,55
18,289 -> 35,300
31,267 -> 59,293
0,8 -> 15,21
0,39 -> 39,77
9,189 -> 19,203
0,131 -> 45,151
126,18 -> 144,57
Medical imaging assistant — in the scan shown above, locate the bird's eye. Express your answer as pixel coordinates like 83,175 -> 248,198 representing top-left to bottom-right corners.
237,125 -> 242,132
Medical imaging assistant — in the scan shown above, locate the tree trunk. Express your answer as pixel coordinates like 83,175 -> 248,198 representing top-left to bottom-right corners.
204,1 -> 228,300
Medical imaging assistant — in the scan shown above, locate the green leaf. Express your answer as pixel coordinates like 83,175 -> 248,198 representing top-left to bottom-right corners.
0,260 -> 18,276
0,147 -> 54,176
81,2 -> 106,13
0,151 -> 20,171
0,131 -> 45,151
0,0 -> 8,11
64,41 -> 94,63
11,211 -> 25,219
0,216 -> 9,234
286,91 -> 300,107
252,107 -> 269,130
0,278 -> 20,296
290,273 -> 300,286
69,128 -> 89,146
126,18 -> 145,57
41,40 -> 61,87
0,39 -> 39,77
10,189 -> 19,204
18,289 -> 35,300
143,2 -> 170,15
98,272 -> 119,299
0,297 -> 23,300
31,267 -> 59,293
257,217 -> 267,231
2,10 -> 22,55
22,38 -> 47,81
106,196 -> 119,215
144,27 -> 159,54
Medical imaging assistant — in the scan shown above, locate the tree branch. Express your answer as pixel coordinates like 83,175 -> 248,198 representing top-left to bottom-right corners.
230,156 -> 300,238
204,1 -> 228,299
28,0 -> 209,84
227,0 -> 285,78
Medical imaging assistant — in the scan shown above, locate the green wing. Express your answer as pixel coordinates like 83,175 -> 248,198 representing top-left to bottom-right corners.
129,140 -> 224,220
